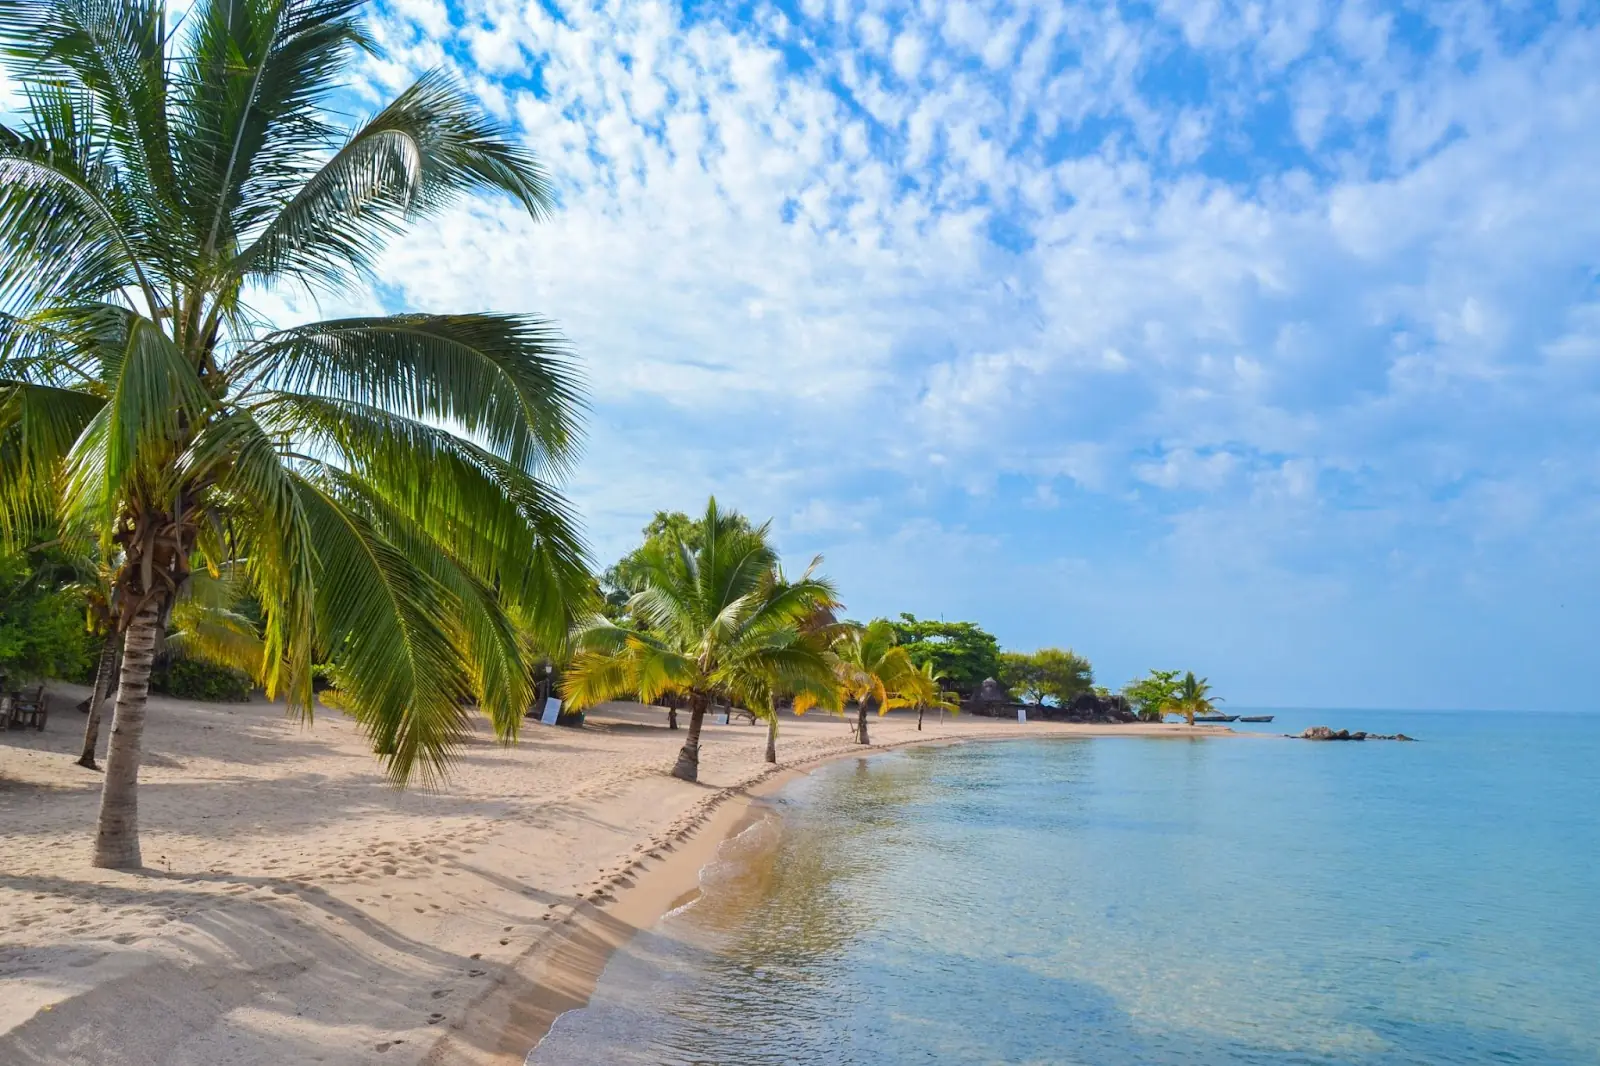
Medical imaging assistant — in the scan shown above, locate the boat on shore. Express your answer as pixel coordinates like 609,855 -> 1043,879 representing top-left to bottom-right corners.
1193,714 -> 1239,723
1238,715 -> 1275,723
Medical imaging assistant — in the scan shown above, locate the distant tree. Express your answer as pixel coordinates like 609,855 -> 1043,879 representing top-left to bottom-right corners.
998,648 -> 1094,706
903,660 -> 960,731
563,499 -> 839,781
803,618 -> 921,746
890,614 -> 1001,697
1122,669 -> 1183,722
998,651 -> 1046,704
1164,671 -> 1220,726
1035,648 -> 1094,704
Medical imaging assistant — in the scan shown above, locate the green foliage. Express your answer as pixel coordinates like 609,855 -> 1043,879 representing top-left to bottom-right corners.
997,651 -> 1044,703
998,647 -> 1094,705
150,657 -> 253,702
811,617 -> 921,715
0,546 -> 92,682
1122,669 -> 1183,722
1167,671 -> 1220,725
565,498 -> 840,717
889,614 -> 1001,696
600,509 -> 758,614
0,0 -> 592,785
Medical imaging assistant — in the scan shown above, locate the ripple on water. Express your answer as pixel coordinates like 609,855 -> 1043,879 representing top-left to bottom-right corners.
531,710 -> 1600,1066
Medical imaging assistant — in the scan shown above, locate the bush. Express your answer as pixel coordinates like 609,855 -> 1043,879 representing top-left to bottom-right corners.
0,549 -> 93,683
149,657 -> 253,702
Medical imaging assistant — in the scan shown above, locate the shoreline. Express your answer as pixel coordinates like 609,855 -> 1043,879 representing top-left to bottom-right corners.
427,723 -> 1250,1066
0,688 -> 1246,1066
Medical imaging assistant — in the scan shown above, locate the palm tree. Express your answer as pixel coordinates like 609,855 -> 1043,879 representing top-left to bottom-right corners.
0,0 -> 590,868
1164,671 -> 1220,726
901,660 -> 959,731
807,618 -> 921,746
562,498 -> 839,781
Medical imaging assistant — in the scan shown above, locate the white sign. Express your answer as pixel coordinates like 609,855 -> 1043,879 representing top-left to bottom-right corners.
540,698 -> 563,726
1017,707 -> 1027,723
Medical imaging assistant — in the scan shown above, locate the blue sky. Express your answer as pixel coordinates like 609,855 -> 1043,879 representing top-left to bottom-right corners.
54,0 -> 1600,709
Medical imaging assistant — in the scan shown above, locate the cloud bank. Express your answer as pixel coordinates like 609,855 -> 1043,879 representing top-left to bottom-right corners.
274,0 -> 1600,709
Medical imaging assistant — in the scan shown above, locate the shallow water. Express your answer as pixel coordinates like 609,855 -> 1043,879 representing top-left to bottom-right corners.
530,710 -> 1600,1065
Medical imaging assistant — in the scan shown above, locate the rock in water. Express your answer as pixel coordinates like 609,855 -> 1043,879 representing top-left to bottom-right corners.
1297,726 -> 1416,742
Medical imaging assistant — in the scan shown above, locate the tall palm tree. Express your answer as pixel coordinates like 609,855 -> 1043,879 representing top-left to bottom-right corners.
562,498 -> 839,781
1164,671 -> 1220,726
0,0 -> 590,868
804,618 -> 921,746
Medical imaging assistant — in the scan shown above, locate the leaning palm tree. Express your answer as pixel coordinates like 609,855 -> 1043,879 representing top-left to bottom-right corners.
1164,671 -> 1220,726
562,498 -> 840,781
0,0 -> 590,868
803,618 -> 921,746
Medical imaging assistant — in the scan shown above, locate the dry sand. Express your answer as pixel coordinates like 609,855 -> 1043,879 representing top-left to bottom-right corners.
0,685 -> 1237,1065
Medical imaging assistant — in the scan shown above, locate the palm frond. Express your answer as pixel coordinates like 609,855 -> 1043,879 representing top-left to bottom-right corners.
294,471 -> 471,786
236,312 -> 583,475
233,69 -> 551,290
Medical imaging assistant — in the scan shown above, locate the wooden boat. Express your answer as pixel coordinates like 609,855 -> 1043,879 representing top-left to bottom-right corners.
1193,714 -> 1239,723
1238,715 -> 1275,723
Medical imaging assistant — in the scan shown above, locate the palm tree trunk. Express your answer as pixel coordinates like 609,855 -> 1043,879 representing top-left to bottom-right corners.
764,714 -> 777,763
671,694 -> 708,781
917,706 -> 924,731
858,696 -> 877,745
77,635 -> 120,771
92,600 -> 162,869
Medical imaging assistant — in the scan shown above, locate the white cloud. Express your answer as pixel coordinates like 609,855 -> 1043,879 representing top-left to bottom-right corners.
313,0 -> 1600,705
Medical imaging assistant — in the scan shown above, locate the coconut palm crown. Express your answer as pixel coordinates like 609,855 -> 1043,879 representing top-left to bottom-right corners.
0,0 -> 591,868
562,498 -> 840,781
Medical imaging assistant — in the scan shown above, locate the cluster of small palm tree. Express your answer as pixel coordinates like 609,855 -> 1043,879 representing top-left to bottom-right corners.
562,499 -> 962,778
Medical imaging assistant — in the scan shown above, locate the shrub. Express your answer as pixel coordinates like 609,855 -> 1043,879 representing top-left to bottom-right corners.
149,657 -> 253,702
0,549 -> 93,683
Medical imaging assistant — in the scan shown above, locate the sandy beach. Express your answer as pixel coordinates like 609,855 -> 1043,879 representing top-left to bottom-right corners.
0,687 -> 1231,1065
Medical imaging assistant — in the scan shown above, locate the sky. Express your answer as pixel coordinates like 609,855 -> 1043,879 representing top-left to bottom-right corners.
13,0 -> 1599,710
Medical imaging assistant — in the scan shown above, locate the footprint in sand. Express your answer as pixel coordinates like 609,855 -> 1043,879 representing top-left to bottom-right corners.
426,1013 -> 445,1024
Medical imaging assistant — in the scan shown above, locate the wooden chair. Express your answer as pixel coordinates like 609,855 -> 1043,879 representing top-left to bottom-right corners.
8,684 -> 48,731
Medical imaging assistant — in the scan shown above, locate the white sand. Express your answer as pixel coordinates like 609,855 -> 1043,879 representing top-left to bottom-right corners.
0,685 -> 1233,1065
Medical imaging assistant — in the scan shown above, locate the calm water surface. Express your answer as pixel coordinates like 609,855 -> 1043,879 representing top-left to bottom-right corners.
530,710 -> 1600,1065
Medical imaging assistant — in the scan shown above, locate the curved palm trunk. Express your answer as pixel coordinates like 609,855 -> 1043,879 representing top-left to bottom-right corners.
92,601 -> 163,869
764,715 -> 778,763
77,635 -> 121,771
858,696 -> 877,745
671,694 -> 709,781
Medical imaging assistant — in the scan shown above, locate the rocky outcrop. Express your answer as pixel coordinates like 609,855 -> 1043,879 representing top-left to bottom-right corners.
1297,726 -> 1416,741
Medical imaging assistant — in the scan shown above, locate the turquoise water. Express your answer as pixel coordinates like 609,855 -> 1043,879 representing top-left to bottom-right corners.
530,710 -> 1600,1064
